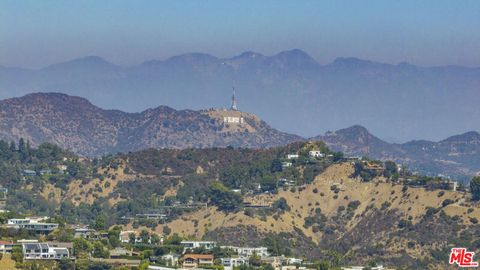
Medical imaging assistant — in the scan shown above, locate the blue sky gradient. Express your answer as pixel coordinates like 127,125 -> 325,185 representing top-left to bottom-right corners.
1,0 -> 479,68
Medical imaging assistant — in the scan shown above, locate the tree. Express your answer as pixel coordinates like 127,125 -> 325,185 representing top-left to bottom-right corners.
18,138 -> 27,161
272,198 -> 290,212
332,152 -> 344,162
317,260 -> 330,270
270,159 -> 283,173
73,238 -> 93,256
384,161 -> 397,178
248,252 -> 261,266
260,175 -> 276,192
59,257 -> 74,270
129,233 -> 136,244
471,176 -> 480,201
11,245 -> 23,262
93,215 -> 106,230
140,229 -> 150,243
208,182 -> 243,211
151,234 -> 161,245
93,241 -> 109,258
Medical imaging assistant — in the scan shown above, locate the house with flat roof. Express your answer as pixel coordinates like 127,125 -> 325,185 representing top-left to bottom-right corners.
0,241 -> 14,253
22,242 -> 69,260
221,246 -> 270,258
181,240 -> 217,251
8,217 -> 58,233
221,257 -> 249,270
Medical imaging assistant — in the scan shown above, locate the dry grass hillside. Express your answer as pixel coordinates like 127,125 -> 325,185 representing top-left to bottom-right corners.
38,162 -> 137,206
146,163 -> 479,269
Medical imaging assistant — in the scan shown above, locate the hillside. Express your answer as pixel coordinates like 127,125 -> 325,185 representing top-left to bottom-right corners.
140,163 -> 479,269
0,93 -> 302,156
1,50 -> 480,141
1,141 -> 480,269
315,125 -> 480,182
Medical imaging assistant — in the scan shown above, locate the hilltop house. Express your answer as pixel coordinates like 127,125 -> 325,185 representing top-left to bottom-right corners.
74,227 -> 97,239
287,154 -> 299,159
221,246 -> 270,258
181,254 -> 214,268
282,162 -> 292,168
221,257 -> 249,270
22,242 -> 69,260
22,170 -> 36,177
0,241 -> 14,253
119,230 -> 162,244
277,178 -> 295,187
8,217 -> 58,233
309,150 -> 324,158
110,247 -> 133,258
39,169 -> 52,175
160,253 -> 181,267
181,240 -> 216,251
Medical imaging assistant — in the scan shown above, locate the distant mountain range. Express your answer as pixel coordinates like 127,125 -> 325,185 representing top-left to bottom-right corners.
314,125 -> 480,182
0,93 -> 479,182
1,49 -> 479,141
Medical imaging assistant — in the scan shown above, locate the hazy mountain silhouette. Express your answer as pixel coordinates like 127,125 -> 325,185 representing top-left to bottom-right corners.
1,49 -> 479,141
314,125 -> 480,182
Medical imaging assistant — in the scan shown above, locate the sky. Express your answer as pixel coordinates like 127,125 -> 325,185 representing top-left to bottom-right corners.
1,0 -> 480,68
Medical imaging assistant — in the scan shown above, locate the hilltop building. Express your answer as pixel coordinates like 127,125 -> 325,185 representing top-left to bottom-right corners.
7,217 -> 58,233
181,240 -> 217,251
22,242 -> 69,260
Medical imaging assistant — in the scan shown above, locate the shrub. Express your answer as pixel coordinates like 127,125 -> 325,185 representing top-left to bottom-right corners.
313,188 -> 318,193
163,226 -> 172,235
441,199 -> 454,207
347,200 -> 361,210
398,219 -> 412,229
272,198 -> 290,212
381,202 -> 391,210
470,176 -> 480,201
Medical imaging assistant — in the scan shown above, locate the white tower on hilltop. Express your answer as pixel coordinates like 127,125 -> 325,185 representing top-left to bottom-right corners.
231,87 -> 238,111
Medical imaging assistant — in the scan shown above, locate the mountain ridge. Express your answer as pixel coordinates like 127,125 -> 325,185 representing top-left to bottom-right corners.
0,92 -> 302,156
314,125 -> 480,181
1,92 -> 480,182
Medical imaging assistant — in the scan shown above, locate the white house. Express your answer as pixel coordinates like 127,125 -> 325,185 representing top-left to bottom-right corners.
286,257 -> 303,265
221,257 -> 249,270
0,241 -> 14,253
181,241 -> 217,251
286,154 -> 299,160
22,243 -> 69,260
221,246 -> 270,258
74,227 -> 97,239
8,218 -> 58,233
119,230 -> 136,243
309,150 -> 324,158
161,253 -> 181,267
281,162 -> 292,168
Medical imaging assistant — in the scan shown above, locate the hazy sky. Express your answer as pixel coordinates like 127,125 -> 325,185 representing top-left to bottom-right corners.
1,0 -> 479,68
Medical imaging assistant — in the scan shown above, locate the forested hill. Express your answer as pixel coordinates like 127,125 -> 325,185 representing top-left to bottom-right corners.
0,92 -> 302,156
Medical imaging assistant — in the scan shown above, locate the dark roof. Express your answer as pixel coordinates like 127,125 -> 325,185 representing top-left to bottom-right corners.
24,243 -> 40,250
53,248 -> 69,255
